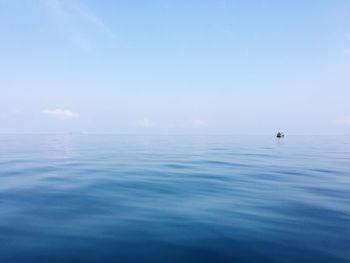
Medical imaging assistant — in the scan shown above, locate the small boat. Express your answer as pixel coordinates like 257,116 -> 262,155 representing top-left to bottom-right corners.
276,132 -> 285,138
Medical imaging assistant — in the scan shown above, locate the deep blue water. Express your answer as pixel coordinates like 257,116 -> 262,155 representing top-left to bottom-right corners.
0,134 -> 349,263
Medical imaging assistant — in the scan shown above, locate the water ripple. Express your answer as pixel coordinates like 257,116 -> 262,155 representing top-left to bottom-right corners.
0,135 -> 349,262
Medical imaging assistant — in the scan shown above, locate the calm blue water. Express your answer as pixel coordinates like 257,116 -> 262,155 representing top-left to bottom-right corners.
0,135 -> 349,263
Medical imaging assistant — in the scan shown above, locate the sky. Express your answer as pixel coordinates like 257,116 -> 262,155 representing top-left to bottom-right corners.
0,0 -> 350,135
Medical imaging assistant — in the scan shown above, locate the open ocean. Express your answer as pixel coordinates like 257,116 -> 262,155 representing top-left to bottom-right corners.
0,134 -> 349,263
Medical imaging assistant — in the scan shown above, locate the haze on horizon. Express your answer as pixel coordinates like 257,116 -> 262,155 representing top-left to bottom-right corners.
1,0 -> 349,135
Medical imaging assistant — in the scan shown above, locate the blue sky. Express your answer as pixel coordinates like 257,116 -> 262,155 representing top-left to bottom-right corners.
0,0 -> 349,134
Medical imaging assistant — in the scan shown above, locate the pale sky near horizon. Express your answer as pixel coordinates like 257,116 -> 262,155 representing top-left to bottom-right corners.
0,0 -> 350,134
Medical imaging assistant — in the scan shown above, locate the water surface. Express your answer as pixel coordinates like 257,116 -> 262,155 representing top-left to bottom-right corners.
0,135 -> 349,262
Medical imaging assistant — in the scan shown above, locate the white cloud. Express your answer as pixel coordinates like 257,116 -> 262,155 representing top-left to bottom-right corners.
338,117 -> 350,125
192,119 -> 207,126
11,108 -> 21,114
43,108 -> 79,119
137,118 -> 153,128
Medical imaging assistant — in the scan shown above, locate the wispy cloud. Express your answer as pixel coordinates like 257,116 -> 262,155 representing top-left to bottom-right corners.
136,118 -> 153,128
344,48 -> 350,56
43,0 -> 115,50
338,117 -> 350,125
192,119 -> 207,126
11,108 -> 21,114
43,108 -> 79,119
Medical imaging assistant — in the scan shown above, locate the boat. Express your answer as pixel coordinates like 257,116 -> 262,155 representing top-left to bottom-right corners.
276,132 -> 285,138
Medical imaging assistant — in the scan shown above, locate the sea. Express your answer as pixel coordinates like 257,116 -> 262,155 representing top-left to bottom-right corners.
0,134 -> 349,263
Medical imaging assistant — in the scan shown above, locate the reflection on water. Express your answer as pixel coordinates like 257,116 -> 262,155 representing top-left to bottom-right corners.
0,135 -> 349,263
